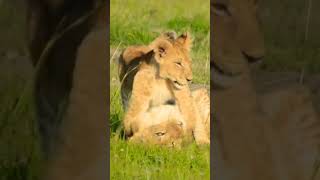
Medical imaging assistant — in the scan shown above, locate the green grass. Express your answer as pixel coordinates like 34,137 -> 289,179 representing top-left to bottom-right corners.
110,0 -> 210,85
110,137 -> 210,180
110,0 -> 210,179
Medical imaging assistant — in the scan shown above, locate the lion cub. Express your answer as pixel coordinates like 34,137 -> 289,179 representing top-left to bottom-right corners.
129,88 -> 211,146
120,32 -> 210,144
129,120 -> 185,148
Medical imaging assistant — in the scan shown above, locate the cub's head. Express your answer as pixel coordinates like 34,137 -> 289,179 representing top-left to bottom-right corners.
149,32 -> 193,90
129,120 -> 184,148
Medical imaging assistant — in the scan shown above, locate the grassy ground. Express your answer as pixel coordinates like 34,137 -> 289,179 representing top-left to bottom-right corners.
110,137 -> 210,179
110,0 -> 210,179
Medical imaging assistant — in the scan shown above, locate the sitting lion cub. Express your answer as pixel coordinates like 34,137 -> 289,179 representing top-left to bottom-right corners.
120,32 -> 210,144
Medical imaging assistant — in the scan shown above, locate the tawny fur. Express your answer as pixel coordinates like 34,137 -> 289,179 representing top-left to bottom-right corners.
129,115 -> 184,148
172,87 -> 210,144
120,32 -> 209,144
118,32 -> 191,110
129,88 -> 211,147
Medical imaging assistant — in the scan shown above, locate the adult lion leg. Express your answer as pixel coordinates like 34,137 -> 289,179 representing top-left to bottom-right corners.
27,0 -> 97,157
45,28 -> 108,180
213,75 -> 277,180
261,85 -> 320,180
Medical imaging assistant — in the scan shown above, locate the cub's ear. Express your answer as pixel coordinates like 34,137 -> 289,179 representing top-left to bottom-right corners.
176,32 -> 192,51
162,31 -> 177,41
150,39 -> 172,62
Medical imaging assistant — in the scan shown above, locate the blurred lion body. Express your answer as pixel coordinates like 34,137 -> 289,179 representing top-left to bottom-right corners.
212,0 -> 320,180
26,1 -> 108,179
211,0 -> 274,178
259,84 -> 320,180
27,0 -> 107,156
46,27 -> 108,180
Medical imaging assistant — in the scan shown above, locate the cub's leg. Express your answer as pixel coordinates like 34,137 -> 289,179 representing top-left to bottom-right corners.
123,69 -> 155,137
191,88 -> 210,138
173,86 -> 210,144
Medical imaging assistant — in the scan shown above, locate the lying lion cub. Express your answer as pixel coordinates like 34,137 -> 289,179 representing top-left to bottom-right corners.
129,88 -> 210,147
129,118 -> 185,148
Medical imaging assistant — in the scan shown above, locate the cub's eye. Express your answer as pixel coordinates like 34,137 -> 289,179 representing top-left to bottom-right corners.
176,121 -> 183,127
212,3 -> 230,16
155,131 -> 166,136
175,62 -> 182,67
